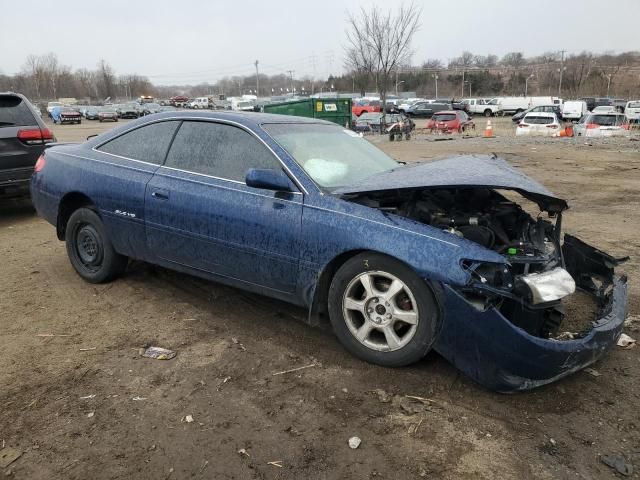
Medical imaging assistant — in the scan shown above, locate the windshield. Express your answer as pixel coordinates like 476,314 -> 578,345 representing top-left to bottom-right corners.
263,123 -> 398,189
524,115 -> 554,124
488,98 -> 499,105
627,102 -> 640,109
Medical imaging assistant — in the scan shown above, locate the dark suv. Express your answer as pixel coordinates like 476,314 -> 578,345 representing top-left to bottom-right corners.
1,92 -> 55,199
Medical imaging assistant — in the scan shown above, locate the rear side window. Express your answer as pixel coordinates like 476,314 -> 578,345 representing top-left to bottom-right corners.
164,121 -> 280,182
0,96 -> 36,127
524,115 -> 554,124
97,121 -> 180,164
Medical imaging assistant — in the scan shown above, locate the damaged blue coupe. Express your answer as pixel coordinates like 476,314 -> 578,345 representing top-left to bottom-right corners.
30,111 -> 628,392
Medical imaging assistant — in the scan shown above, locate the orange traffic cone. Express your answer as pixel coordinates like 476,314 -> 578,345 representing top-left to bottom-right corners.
483,119 -> 493,138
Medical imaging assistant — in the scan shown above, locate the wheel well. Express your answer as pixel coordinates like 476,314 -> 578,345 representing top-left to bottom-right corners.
308,249 -> 366,327
56,192 -> 95,240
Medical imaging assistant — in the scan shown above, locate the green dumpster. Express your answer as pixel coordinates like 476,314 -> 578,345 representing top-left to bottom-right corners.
262,98 -> 352,128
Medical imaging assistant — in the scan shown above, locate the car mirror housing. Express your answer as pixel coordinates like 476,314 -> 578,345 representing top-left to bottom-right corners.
245,168 -> 295,192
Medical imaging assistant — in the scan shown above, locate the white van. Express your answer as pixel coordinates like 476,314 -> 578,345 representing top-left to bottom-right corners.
562,101 -> 588,121
625,100 -> 640,122
498,97 -> 562,115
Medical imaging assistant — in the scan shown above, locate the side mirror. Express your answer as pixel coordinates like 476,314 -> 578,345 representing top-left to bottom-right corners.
245,168 -> 295,192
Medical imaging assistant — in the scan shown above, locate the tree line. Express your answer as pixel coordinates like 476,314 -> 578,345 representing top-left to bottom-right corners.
2,48 -> 639,103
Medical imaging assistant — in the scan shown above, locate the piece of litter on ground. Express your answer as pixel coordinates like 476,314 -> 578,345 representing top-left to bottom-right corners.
36,333 -> 72,337
341,388 -> 348,393
237,448 -> 250,457
142,346 -> 176,360
87,412 -> 94,418
584,368 -> 601,377
555,331 -> 577,340
267,460 -> 283,468
348,436 -> 362,449
182,415 -> 194,423
79,394 -> 96,400
617,333 -> 636,348
79,347 -> 97,351
271,363 -> 318,376
132,396 -> 147,401
0,448 -> 22,469
600,454 -> 633,476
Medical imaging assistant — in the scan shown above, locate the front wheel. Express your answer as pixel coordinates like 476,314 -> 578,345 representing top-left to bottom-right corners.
328,253 -> 440,367
484,109 -> 492,117
65,208 -> 128,283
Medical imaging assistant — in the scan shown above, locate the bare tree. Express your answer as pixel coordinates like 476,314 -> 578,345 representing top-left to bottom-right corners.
345,2 -> 421,123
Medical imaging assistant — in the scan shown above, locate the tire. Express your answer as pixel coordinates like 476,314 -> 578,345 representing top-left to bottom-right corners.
484,109 -> 492,117
328,252 -> 440,367
405,133 -> 411,140
65,208 -> 128,283
99,119 -> 103,122
389,133 -> 395,141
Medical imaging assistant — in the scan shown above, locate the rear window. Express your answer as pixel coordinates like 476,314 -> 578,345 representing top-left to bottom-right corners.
523,115 -> 554,124
587,115 -> 623,126
628,102 -> 640,109
432,114 -> 457,121
0,96 -> 37,127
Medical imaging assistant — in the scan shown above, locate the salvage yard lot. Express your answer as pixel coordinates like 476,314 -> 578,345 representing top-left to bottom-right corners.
1,118 -> 639,479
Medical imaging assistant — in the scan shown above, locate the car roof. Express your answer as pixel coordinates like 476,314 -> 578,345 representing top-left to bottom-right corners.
433,110 -> 457,114
524,112 -> 556,116
144,110 -> 336,127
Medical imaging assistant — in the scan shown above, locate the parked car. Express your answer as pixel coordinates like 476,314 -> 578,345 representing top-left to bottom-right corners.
85,107 -> 100,120
573,113 -> 629,137
426,110 -> 475,133
512,105 -> 562,123
405,102 -> 451,118
0,92 -> 54,198
561,101 -> 588,122
188,97 -> 211,109
170,95 -> 189,107
515,112 -> 562,136
118,103 -> 140,119
30,111 -> 628,392
497,97 -> 563,115
56,107 -> 82,124
579,97 -> 596,111
461,98 -> 496,117
354,112 -> 414,134
98,107 -> 118,123
352,99 -> 381,117
142,103 -> 161,116
46,101 -> 63,116
624,100 -> 640,123
397,98 -> 424,112
592,105 -> 617,114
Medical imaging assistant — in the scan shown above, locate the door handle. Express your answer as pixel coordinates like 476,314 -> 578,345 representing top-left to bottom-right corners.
151,190 -> 169,200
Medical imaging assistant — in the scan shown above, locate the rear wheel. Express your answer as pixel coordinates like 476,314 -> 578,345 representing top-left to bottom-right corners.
65,208 -> 128,283
484,109 -> 492,117
328,253 -> 440,367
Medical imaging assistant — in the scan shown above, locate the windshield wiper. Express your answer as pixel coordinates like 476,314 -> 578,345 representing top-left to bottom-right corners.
0,121 -> 16,126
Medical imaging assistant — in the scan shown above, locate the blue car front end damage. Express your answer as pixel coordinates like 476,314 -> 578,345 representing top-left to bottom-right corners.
434,234 -> 628,392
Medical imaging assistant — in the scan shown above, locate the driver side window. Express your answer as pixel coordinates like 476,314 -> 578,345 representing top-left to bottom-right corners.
164,121 -> 281,182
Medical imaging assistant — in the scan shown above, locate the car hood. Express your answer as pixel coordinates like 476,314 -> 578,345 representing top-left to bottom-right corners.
333,154 -> 568,213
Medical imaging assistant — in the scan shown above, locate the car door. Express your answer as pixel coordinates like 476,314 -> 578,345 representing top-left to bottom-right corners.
144,120 -> 302,294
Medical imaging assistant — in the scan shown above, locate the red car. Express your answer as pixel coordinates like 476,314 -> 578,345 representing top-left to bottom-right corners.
352,99 -> 381,117
426,110 -> 475,133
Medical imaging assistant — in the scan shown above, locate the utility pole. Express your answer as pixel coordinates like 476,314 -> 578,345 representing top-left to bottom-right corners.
254,60 -> 259,97
558,50 -> 566,96
286,70 -> 294,95
461,70 -> 465,98
433,74 -> 439,98
605,73 -> 612,97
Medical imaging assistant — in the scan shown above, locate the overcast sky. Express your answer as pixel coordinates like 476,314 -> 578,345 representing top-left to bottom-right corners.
2,0 -> 639,85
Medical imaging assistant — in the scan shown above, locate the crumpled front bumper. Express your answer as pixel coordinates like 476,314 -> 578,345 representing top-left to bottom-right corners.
433,276 -> 627,392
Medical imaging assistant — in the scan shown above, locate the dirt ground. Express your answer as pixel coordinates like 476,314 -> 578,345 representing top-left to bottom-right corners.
1,117 -> 639,479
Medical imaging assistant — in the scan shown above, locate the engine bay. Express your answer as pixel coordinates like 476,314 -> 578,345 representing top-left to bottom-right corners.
346,187 -> 604,339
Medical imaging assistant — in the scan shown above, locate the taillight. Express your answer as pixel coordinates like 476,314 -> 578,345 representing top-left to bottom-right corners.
518,124 -> 528,128
17,128 -> 55,145
34,154 -> 46,173
586,123 -> 600,129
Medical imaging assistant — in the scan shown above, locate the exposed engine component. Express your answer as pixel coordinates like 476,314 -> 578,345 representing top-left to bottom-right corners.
349,187 -> 573,338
